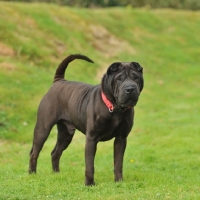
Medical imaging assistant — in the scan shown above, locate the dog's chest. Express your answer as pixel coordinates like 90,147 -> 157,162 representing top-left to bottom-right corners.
95,114 -> 125,141
110,115 -> 122,127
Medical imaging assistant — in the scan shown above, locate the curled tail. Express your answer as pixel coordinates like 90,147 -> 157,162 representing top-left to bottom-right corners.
53,54 -> 94,83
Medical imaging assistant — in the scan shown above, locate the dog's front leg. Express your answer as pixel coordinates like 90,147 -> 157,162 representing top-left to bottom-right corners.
114,137 -> 127,182
85,137 -> 97,186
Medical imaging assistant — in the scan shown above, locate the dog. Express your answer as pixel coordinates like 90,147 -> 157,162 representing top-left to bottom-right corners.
29,54 -> 144,186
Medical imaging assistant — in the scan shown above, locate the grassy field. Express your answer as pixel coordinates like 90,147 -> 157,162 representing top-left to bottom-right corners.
0,2 -> 200,199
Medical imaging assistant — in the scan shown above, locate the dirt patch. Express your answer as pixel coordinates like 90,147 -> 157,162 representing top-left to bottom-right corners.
0,43 -> 16,56
25,18 -> 37,28
54,39 -> 67,55
89,24 -> 136,58
0,62 -> 16,70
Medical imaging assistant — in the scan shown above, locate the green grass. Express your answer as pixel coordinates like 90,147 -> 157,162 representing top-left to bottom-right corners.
0,2 -> 200,199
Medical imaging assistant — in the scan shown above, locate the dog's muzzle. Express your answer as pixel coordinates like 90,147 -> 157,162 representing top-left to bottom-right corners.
116,81 -> 140,108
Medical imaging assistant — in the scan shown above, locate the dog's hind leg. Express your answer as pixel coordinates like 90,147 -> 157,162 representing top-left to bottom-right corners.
29,120 -> 54,173
51,120 -> 75,172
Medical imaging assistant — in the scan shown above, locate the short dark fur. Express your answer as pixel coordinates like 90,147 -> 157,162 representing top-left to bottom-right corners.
29,54 -> 144,186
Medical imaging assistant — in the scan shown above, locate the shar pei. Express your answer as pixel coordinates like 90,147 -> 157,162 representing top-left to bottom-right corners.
29,54 -> 144,186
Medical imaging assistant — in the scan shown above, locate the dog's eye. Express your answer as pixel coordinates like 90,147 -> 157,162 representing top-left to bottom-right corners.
117,77 -> 122,81
117,75 -> 125,81
134,74 -> 138,79
131,74 -> 138,80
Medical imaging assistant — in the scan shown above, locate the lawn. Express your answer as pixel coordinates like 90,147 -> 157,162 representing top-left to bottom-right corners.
0,2 -> 200,199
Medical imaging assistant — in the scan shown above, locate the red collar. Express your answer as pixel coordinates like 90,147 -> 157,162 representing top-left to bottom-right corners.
101,91 -> 132,113
101,92 -> 114,112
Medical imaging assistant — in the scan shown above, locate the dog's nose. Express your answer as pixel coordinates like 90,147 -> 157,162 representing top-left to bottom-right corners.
125,87 -> 135,94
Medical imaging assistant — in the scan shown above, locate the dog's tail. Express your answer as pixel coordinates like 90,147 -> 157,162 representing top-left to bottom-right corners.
53,54 -> 94,83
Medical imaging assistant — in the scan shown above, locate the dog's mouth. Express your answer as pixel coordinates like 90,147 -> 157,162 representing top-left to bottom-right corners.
117,98 -> 138,108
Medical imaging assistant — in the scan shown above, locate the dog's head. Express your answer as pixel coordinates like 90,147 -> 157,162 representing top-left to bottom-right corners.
101,62 -> 144,110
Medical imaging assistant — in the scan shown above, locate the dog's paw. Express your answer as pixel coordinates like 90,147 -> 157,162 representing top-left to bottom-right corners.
85,180 -> 95,186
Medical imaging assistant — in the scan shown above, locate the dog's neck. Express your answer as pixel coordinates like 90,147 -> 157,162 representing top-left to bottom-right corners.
101,91 -> 114,112
101,91 -> 131,113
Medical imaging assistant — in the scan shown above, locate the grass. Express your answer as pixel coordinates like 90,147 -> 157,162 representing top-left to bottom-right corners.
0,2 -> 200,199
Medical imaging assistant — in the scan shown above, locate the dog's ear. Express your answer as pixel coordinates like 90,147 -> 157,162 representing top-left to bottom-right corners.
131,62 -> 144,92
131,62 -> 143,72
139,76 -> 144,92
107,62 -> 121,74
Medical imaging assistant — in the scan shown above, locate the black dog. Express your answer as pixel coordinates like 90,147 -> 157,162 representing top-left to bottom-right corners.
29,54 -> 144,186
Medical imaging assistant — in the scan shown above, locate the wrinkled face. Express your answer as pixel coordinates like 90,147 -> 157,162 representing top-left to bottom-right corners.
107,62 -> 144,108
